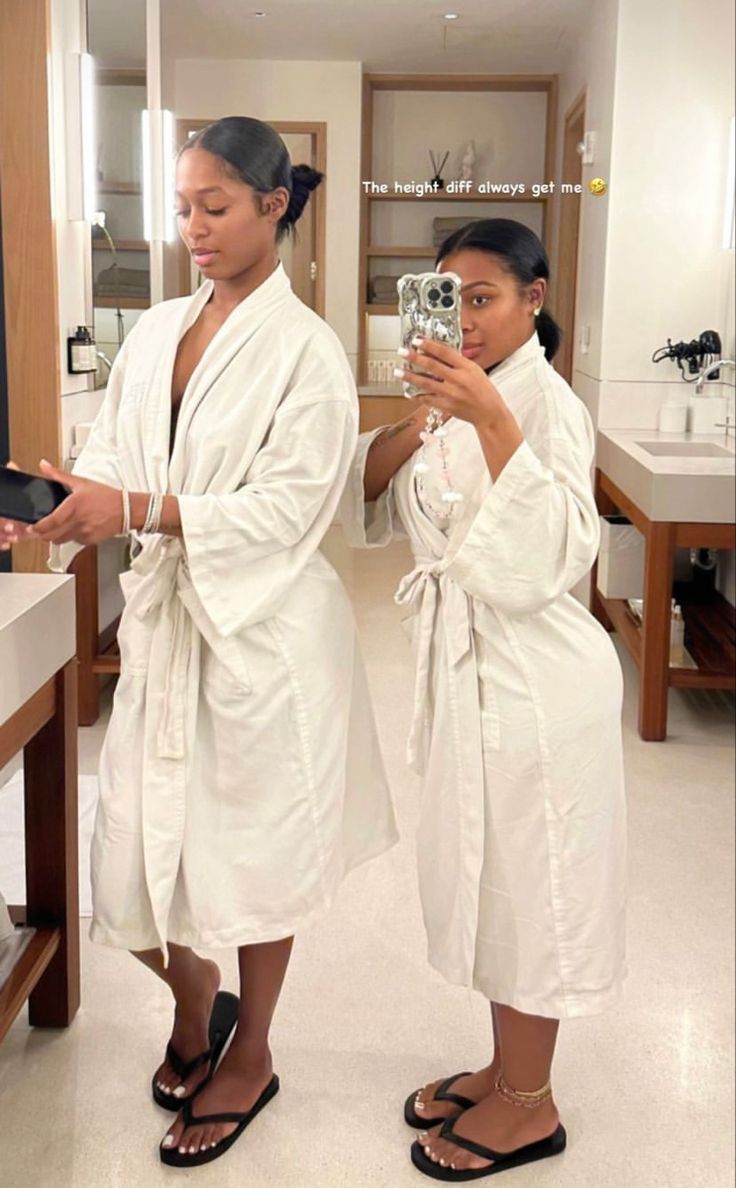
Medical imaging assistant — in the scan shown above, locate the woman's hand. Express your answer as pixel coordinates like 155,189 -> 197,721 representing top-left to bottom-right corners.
27,460 -> 123,546
398,336 -> 524,482
397,336 -> 509,430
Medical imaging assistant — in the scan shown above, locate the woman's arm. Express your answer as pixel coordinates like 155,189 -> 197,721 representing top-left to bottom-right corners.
363,410 -> 424,501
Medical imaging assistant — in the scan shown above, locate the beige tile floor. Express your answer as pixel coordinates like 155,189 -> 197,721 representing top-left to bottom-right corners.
0,529 -> 734,1187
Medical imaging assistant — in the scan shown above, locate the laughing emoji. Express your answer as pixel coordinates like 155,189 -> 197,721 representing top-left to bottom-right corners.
589,177 -> 608,196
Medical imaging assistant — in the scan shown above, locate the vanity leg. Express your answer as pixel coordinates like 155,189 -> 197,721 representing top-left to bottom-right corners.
23,661 -> 80,1027
592,468 -> 614,630
639,523 -> 675,741
71,547 -> 100,726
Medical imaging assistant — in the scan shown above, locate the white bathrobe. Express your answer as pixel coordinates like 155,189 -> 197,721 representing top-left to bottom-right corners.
52,264 -> 398,955
341,333 -> 627,1019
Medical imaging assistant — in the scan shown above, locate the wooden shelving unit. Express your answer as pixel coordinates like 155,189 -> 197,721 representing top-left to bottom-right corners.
358,72 -> 559,386
92,68 -> 148,313
92,239 -> 147,252
98,181 -> 142,195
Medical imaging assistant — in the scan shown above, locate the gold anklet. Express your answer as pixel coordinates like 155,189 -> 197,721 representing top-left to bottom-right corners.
495,1073 -> 552,1109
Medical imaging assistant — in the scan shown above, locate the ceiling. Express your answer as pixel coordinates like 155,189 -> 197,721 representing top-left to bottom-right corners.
88,0 -> 591,71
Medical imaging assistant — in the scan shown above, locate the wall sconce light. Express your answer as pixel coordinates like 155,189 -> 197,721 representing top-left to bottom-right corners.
65,52 -> 96,222
723,116 -> 735,251
142,107 -> 177,244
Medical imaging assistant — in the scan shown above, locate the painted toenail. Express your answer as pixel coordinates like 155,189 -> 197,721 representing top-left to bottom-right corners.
173,1086 -> 186,1098
424,1146 -> 431,1155
178,1147 -> 187,1154
188,1146 -> 197,1154
161,1136 -> 174,1148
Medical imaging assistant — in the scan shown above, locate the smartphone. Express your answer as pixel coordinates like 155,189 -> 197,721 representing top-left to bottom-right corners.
397,270 -> 463,398
0,466 -> 70,524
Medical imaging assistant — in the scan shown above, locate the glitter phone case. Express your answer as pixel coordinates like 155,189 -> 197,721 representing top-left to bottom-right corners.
397,271 -> 463,398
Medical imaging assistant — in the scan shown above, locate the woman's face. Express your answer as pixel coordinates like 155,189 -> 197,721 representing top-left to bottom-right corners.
174,147 -> 289,281
439,249 -> 547,371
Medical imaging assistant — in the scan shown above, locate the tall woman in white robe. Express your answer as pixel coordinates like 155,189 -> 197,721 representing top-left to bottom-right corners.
1,117 -> 397,1168
341,219 -> 626,1181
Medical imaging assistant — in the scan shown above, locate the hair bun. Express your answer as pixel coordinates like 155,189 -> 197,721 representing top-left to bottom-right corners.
283,164 -> 324,228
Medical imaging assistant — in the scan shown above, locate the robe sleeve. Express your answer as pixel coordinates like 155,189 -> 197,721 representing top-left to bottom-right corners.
47,330 -> 135,574
443,430 -> 600,618
339,427 -> 408,548
178,397 -> 356,637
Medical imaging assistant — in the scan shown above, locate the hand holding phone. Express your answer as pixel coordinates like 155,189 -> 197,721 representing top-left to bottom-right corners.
0,464 -> 70,526
397,271 -> 462,398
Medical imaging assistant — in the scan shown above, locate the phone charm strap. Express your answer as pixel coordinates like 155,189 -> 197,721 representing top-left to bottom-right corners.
413,409 -> 464,521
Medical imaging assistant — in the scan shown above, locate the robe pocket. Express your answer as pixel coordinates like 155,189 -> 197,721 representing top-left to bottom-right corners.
200,636 -> 252,695
114,571 -> 152,674
478,674 -> 501,752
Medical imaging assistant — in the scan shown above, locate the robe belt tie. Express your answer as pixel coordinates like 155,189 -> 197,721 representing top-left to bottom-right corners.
394,560 -> 473,772
126,538 -> 197,760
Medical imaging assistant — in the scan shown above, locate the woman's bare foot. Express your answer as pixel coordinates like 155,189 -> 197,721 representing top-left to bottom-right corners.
417,1087 -> 560,1173
412,1063 -> 499,1124
153,957 -> 221,1100
161,1038 -> 274,1156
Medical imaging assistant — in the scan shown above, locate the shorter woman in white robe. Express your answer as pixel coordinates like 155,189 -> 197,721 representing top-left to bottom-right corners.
1,117 -> 397,1168
342,219 -> 627,1181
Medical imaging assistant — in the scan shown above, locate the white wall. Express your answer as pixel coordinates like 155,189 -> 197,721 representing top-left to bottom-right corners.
597,0 -> 735,428
552,0 -> 621,425
170,58 -> 362,370
558,0 -> 735,431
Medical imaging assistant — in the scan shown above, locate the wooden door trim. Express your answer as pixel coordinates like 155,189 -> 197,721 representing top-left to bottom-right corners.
0,0 -> 62,573
174,119 -> 326,317
555,87 -> 587,384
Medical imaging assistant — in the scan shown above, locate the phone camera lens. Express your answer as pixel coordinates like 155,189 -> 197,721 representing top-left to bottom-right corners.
428,288 -> 440,302
440,281 -> 453,294
441,295 -> 453,308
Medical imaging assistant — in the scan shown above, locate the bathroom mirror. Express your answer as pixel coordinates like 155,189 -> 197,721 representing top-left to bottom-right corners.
87,0 -> 149,378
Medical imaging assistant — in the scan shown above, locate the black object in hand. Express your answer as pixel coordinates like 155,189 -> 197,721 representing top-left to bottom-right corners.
0,466 -> 70,524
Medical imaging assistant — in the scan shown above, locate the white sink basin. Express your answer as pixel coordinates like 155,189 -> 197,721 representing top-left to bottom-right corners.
635,441 -> 733,458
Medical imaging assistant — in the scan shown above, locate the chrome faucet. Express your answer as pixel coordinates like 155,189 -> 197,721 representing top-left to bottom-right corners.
96,349 -> 114,376
694,358 -> 735,393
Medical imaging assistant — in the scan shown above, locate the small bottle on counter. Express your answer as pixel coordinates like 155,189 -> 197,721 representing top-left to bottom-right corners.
67,325 -> 98,374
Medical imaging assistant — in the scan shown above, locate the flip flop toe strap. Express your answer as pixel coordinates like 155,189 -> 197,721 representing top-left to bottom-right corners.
165,1041 -> 213,1082
182,1098 -> 250,1128
433,1073 -> 476,1111
439,1118 -> 502,1164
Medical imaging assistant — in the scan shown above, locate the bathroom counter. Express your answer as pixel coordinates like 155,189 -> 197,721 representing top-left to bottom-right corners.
596,429 -> 735,522
0,574 -> 79,1040
591,445 -> 735,741
0,574 -> 76,724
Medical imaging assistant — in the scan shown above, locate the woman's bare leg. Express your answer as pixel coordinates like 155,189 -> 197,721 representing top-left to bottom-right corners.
162,936 -> 294,1156
418,1003 -> 560,1172
412,1002 -> 503,1125
134,944 -> 221,1099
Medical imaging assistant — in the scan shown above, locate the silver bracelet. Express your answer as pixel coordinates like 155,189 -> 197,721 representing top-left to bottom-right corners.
142,492 -> 164,534
120,488 -> 131,536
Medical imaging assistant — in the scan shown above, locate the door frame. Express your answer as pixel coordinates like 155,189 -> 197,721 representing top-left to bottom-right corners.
174,119 -> 326,317
556,88 -> 586,384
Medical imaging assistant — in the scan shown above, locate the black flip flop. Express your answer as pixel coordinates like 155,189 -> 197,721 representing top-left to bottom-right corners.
159,1072 -> 280,1167
410,1117 -> 567,1181
405,1072 -> 476,1129
152,990 -> 239,1111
